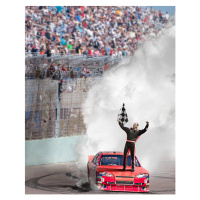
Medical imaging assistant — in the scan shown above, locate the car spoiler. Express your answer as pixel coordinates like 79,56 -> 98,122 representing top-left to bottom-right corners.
88,155 -> 95,162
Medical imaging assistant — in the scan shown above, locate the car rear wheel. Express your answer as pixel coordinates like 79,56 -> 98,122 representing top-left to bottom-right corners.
95,172 -> 98,185
87,167 -> 91,185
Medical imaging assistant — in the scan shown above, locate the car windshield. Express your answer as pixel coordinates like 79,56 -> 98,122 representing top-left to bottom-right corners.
100,155 -> 140,166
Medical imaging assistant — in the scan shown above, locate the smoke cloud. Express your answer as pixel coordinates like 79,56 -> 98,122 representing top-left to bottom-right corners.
78,25 -> 175,172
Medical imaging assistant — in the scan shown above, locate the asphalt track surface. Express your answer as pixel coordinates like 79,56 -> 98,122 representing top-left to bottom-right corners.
25,161 -> 175,194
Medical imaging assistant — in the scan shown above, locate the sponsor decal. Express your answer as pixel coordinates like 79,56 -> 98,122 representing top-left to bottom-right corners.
97,184 -> 103,190
97,181 -> 102,184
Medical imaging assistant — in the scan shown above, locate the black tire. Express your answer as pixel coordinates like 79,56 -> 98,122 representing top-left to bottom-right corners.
87,167 -> 90,182
95,172 -> 98,185
87,166 -> 92,186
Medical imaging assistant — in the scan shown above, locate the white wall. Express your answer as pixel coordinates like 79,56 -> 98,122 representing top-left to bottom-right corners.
25,135 -> 86,166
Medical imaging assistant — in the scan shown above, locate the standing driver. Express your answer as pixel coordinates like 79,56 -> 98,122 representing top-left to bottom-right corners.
117,118 -> 149,172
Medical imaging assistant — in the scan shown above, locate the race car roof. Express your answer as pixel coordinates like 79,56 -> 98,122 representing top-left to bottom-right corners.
100,151 -> 124,155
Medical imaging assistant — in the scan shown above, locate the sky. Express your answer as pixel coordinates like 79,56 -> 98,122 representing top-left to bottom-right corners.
142,6 -> 175,16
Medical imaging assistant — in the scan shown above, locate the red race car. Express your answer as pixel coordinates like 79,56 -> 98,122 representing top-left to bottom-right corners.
87,151 -> 149,192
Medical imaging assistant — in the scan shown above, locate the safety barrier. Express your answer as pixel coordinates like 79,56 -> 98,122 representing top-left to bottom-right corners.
25,78 -> 95,140
25,135 -> 86,166
25,53 -> 124,141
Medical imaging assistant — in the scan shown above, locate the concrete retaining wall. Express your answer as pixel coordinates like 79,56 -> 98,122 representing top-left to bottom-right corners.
25,135 -> 86,166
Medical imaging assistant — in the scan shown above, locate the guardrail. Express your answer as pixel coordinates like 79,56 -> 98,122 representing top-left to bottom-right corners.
25,54 -> 122,80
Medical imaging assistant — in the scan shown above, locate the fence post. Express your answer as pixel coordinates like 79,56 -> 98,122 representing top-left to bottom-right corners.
55,80 -> 62,138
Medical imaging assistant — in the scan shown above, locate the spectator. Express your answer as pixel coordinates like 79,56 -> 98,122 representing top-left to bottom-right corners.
75,41 -> 81,54
48,63 -> 55,76
62,65 -> 67,72
60,47 -> 65,56
31,46 -> 38,55
56,6 -> 63,13
46,46 -> 52,57
45,29 -> 51,40
67,41 -> 73,50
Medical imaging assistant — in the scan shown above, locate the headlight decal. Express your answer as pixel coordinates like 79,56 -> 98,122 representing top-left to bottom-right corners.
102,172 -> 114,177
135,173 -> 149,178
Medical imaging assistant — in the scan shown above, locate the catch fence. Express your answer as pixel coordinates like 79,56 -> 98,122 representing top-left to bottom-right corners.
25,55 -> 122,140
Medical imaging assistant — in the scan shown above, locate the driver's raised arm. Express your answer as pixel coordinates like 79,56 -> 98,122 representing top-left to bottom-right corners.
138,121 -> 149,136
117,118 -> 129,133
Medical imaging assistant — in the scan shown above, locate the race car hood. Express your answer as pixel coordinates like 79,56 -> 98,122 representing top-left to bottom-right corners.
96,165 -> 149,177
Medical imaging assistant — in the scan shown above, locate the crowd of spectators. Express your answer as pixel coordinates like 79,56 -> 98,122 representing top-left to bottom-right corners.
25,6 -> 170,58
